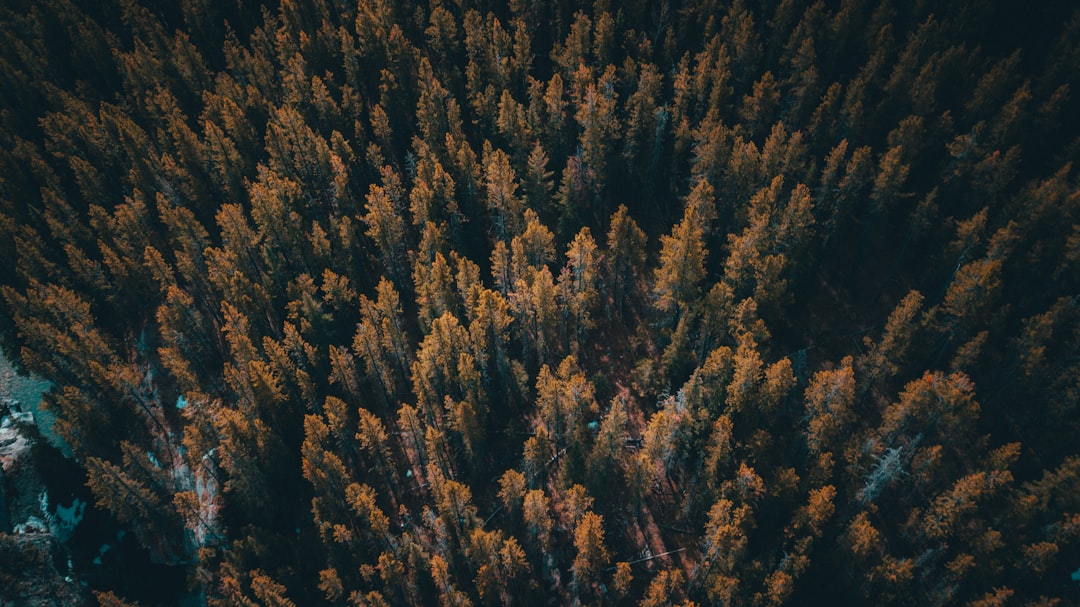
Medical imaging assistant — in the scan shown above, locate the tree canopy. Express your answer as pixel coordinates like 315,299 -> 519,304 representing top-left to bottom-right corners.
0,0 -> 1078,604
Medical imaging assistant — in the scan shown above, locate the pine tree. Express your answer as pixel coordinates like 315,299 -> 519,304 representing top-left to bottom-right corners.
588,395 -> 628,493
363,180 -> 409,289
804,356 -> 856,454
559,227 -> 600,348
605,204 -> 647,318
654,179 -> 717,321
573,65 -> 618,194
697,498 -> 752,602
861,290 -> 925,383
483,147 -> 525,243
571,511 -> 609,590
522,488 -> 553,552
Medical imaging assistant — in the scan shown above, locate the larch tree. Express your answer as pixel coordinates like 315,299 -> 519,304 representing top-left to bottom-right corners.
605,204 -> 647,318
653,179 -> 717,322
571,511 -> 609,592
559,226 -> 600,349
0,2 -> 1078,605
483,147 -> 525,243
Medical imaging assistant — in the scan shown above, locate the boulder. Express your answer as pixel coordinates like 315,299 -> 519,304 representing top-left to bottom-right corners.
0,532 -> 89,606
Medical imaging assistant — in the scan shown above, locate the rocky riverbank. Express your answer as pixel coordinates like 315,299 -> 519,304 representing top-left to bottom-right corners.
2,355 -> 195,606
1,398 -> 88,606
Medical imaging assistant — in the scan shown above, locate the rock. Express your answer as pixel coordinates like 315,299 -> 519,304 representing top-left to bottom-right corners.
0,532 -> 89,606
0,400 -> 88,606
1,401 -> 49,535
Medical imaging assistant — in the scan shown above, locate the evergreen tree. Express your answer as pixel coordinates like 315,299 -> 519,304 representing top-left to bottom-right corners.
0,2 -> 1077,604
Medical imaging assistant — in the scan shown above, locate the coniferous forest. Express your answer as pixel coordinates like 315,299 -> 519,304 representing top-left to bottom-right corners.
1,0 -> 1079,604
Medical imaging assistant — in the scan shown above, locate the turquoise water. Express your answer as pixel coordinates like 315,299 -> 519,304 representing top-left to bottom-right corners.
1,349 -> 67,455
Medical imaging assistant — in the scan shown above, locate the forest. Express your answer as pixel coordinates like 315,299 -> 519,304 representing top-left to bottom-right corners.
0,0 -> 1078,604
